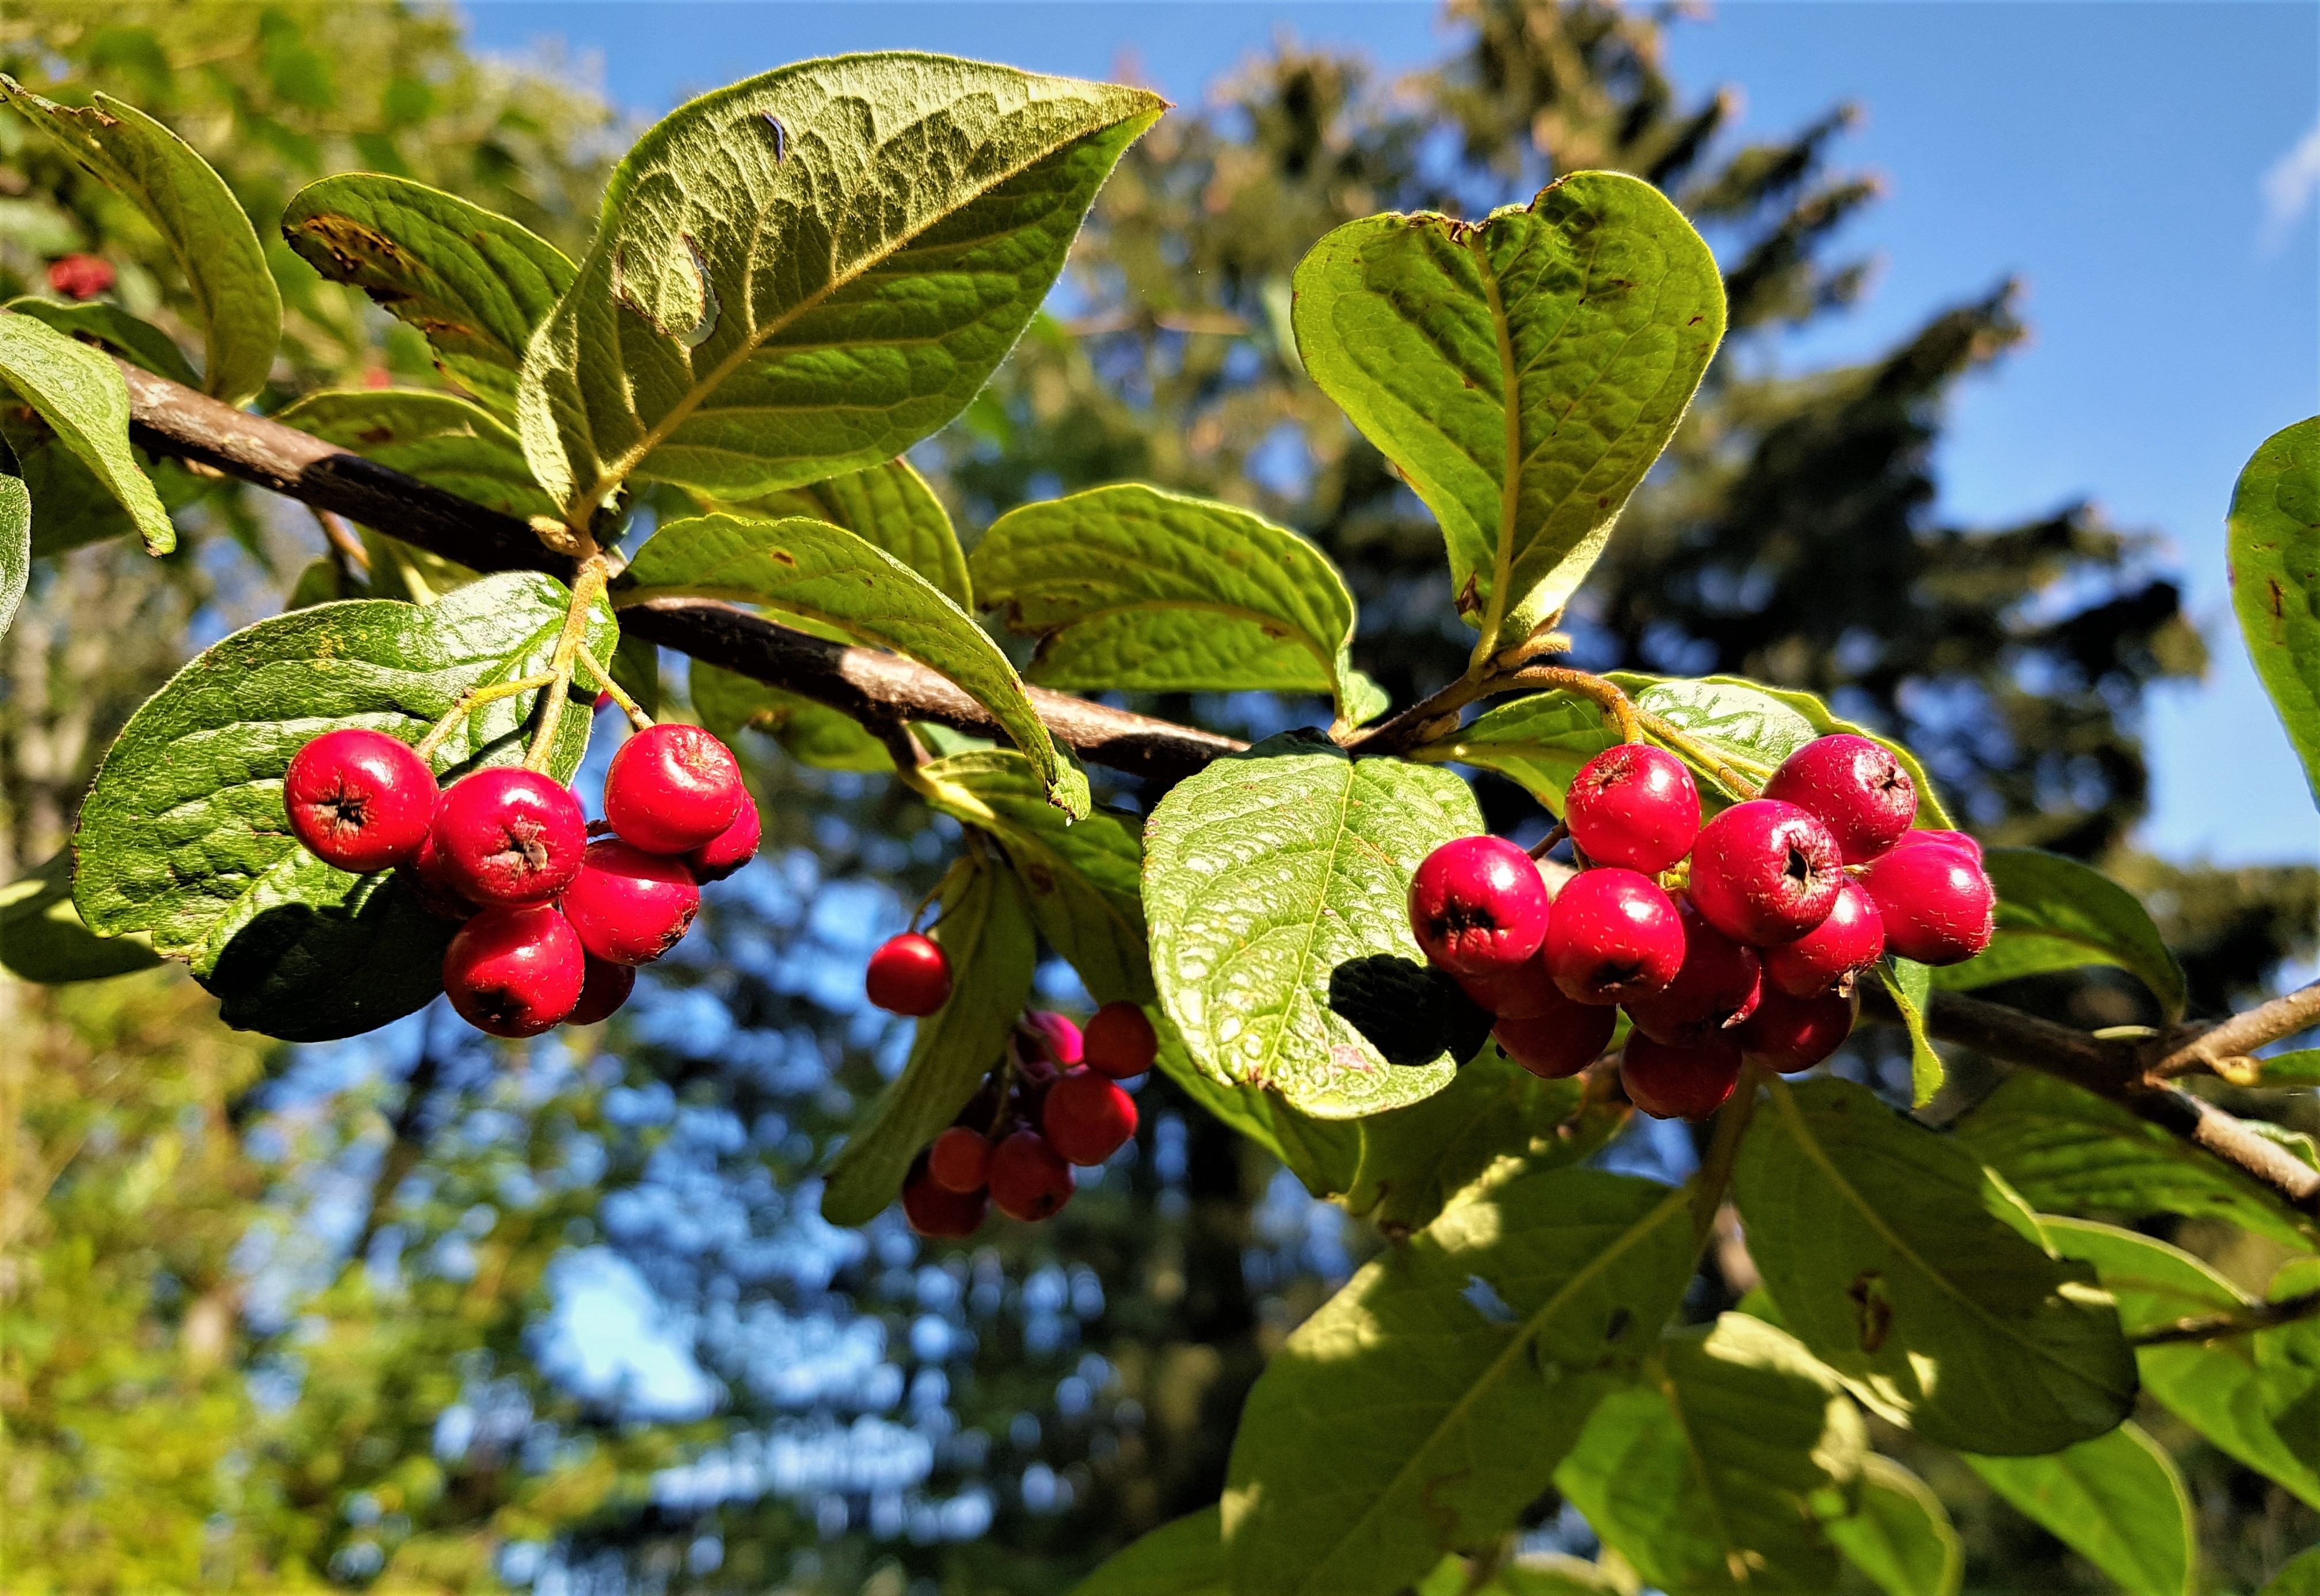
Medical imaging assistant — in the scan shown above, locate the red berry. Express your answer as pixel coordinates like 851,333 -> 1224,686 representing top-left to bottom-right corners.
987,1130 -> 1074,1221
1492,986 -> 1618,1079
603,723 -> 744,854
283,727 -> 438,873
1889,827 -> 1982,863
561,838 -> 700,966
866,932 -> 951,1016
566,955 -> 636,1025
1041,1068 -> 1139,1165
441,902 -> 584,1038
1542,867 -> 1685,1005
1022,1010 -> 1085,1068
1686,799 -> 1844,947
1565,744 -> 1700,874
1083,1001 -> 1158,1080
402,823 -> 479,921
903,1153 -> 988,1238
1738,985 -> 1858,1072
1859,843 -> 1995,966
46,253 -> 115,299
1620,1031 -> 1744,1120
1762,878 -> 1885,997
685,789 -> 761,882
1621,897 -> 1762,1047
928,1126 -> 992,1193
1456,947 -> 1561,1018
1407,835 -> 1553,978
431,767 -> 586,905
1763,734 -> 1918,863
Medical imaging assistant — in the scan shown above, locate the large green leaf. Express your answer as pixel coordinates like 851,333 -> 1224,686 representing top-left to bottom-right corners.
1732,1076 -> 2137,1453
0,78 -> 279,403
2227,417 -> 2320,805
0,311 -> 174,554
0,470 -> 22,637
1143,732 -> 1485,1118
819,853 -> 1035,1225
281,173 -> 577,413
621,511 -> 1088,816
519,54 -> 1164,524
1153,1015 -> 1364,1199
1717,678 -> 1952,827
2264,1546 -> 2320,1595
0,403 -> 202,559
0,849 -> 159,983
1221,1168 -> 1696,1596
688,656 -> 891,772
1066,1506 -> 1226,1596
3,295 -> 200,387
1964,1423 -> 2192,1596
1826,1455 -> 1963,1596
2253,1049 -> 2320,1087
710,456 -> 968,608
972,483 -> 1372,723
1292,170 -> 1724,656
71,571 -> 612,1041
1414,686 -> 1615,814
273,390 -> 559,521
1932,849 -> 2186,1019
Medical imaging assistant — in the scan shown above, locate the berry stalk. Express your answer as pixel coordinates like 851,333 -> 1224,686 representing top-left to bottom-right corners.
523,552 -> 614,772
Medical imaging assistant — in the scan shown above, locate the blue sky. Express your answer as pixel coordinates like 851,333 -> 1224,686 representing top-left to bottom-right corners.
464,0 -> 2319,866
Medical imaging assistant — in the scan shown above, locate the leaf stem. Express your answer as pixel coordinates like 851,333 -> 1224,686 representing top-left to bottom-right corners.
412,672 -> 560,764
574,640 -> 653,732
523,553 -> 612,772
2130,1287 -> 2320,1347
1690,1063 -> 1767,1248
1633,707 -> 1760,799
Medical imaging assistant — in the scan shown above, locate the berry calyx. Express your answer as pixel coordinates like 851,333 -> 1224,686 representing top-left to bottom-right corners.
431,767 -> 586,905
1565,743 -> 1700,874
1407,835 -> 1553,978
1041,1068 -> 1138,1165
1686,799 -> 1844,947
284,727 -> 438,873
1492,986 -> 1618,1079
1859,843 -> 1995,966
442,902 -> 584,1038
928,1126 -> 993,1194
1762,878 -> 1885,997
1763,734 -> 1918,863
1738,985 -> 1859,1073
1022,1010 -> 1085,1068
1621,897 -> 1762,1047
1620,1031 -> 1743,1120
903,1152 -> 988,1239
986,1130 -> 1074,1221
603,723 -> 744,855
1889,827 -> 1982,863
1083,1001 -> 1158,1080
1541,867 -> 1685,1005
866,932 -> 951,1016
560,839 -> 701,966
685,790 -> 762,882
566,955 -> 637,1026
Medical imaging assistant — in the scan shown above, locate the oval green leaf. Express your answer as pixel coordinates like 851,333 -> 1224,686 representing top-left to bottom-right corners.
0,470 -> 22,637
2228,417 -> 2320,806
2264,1547 -> 2320,1595
708,456 -> 969,608
4,295 -> 200,388
1067,1506 -> 1226,1596
0,311 -> 174,554
1932,848 -> 2187,1020
688,656 -> 891,772
274,388 -> 559,521
1876,954 -> 1945,1109
0,848 -> 159,984
1965,1422 -> 2192,1596
1826,1455 -> 1963,1596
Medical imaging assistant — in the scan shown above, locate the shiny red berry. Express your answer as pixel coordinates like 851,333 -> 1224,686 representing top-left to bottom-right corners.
1620,1031 -> 1744,1120
928,1126 -> 992,1194
566,955 -> 637,1025
1859,843 -> 1995,966
685,789 -> 761,882
1889,827 -> 1982,863
1407,835 -> 1552,978
1565,744 -> 1700,874
603,723 -> 744,854
442,902 -> 584,1038
1738,985 -> 1859,1073
1542,867 -> 1685,1005
1083,1001 -> 1158,1080
1686,799 -> 1844,947
1041,1068 -> 1138,1165
431,767 -> 586,905
866,931 -> 951,1016
1762,878 -> 1885,997
561,838 -> 700,966
284,727 -> 438,873
402,823 -> 479,921
987,1130 -> 1074,1221
1456,947 -> 1561,1018
1621,897 -> 1762,1047
1022,1010 -> 1085,1068
903,1152 -> 988,1238
1492,986 -> 1618,1079
46,253 -> 114,299
1763,734 -> 1918,863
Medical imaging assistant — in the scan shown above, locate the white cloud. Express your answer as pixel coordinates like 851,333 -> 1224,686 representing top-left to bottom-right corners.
2260,111 -> 2320,252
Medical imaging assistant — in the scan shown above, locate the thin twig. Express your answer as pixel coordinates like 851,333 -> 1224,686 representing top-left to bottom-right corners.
576,640 -> 653,731
310,505 -> 369,573
2148,980 -> 2320,1080
2131,1288 -> 2320,1347
1632,707 -> 1758,799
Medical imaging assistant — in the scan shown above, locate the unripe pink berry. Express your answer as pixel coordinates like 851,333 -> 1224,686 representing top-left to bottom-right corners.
1023,1010 -> 1086,1069
1686,799 -> 1844,947
560,838 -> 701,966
1492,986 -> 1618,1079
442,902 -> 584,1038
1041,1068 -> 1138,1165
603,723 -> 744,854
284,727 -> 439,873
1762,878 -> 1885,997
1565,743 -> 1700,874
1621,897 -> 1762,1047
986,1130 -> 1074,1221
1621,1031 -> 1744,1119
1859,843 -> 1995,965
1407,835 -> 1553,978
566,954 -> 636,1026
928,1126 -> 992,1194
1763,734 -> 1918,863
866,931 -> 951,1016
1738,984 -> 1860,1073
685,789 -> 761,882
904,1152 -> 988,1237
431,767 -> 586,904
1542,867 -> 1686,1005
1082,1001 -> 1157,1080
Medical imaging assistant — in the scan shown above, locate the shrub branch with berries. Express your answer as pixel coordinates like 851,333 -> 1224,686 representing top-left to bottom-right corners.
3,49 -> 2318,1596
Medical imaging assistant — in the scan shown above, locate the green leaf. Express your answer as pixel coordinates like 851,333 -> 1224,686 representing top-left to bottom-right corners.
3,294 -> 200,387
1930,850 -> 2187,1020
1825,1455 -> 1963,1596
1220,1169 -> 1696,1596
1486,1559 -> 1636,1596
1875,955 -> 1945,1109
1290,170 -> 1724,655
1557,1313 -> 1867,1595
284,556 -> 346,611
0,311 -> 174,554
1153,1018 -> 1364,1199
971,483 -> 1372,723
2254,1049 -> 2320,1086
71,571 -> 612,1041
820,854 -> 1035,1225
1414,687 -> 1617,813
280,173 -> 577,414
273,390 -> 559,521
622,512 -> 1088,816
708,456 -> 969,608
0,850 -> 159,983
1965,1422 -> 2192,1596
2262,1545 -> 2320,1595
1952,1071 -> 2320,1252
1066,1506 -> 1226,1596
519,54 -> 1164,525
0,470 -> 22,637
2227,417 -> 2320,806
1710,677 -> 1953,828
1143,732 -> 1487,1118
608,630 -> 661,721
1732,1076 -> 2137,1454
688,656 -> 891,772
0,79 -> 280,404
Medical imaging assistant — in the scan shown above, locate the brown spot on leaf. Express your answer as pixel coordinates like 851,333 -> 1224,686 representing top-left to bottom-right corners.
769,550 -> 797,566
2271,578 -> 2285,620
357,425 -> 394,445
1455,574 -> 1483,616
1848,1270 -> 1894,1354
1023,862 -> 1056,893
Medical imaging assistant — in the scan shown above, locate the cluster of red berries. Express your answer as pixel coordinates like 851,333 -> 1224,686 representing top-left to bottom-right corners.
1409,733 -> 1994,1120
282,723 -> 760,1037
895,1001 -> 1160,1240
